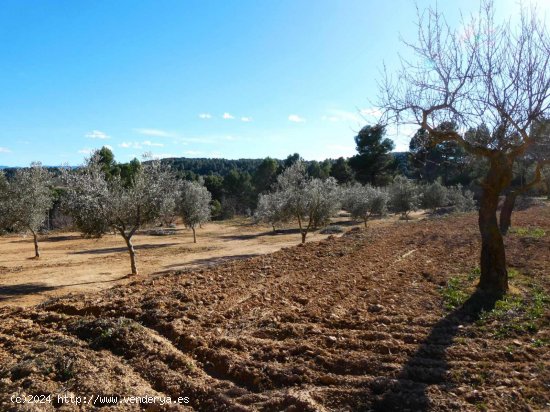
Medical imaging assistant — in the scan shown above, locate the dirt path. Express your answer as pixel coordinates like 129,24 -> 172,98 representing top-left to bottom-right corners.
0,206 -> 548,411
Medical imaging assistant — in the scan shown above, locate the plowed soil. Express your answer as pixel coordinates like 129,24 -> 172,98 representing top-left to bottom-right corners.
0,206 -> 549,411
0,216 -> 368,308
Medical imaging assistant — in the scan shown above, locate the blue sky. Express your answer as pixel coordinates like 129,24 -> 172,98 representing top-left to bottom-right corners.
0,0 -> 547,166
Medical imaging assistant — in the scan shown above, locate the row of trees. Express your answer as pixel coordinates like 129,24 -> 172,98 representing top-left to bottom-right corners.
0,149 -> 527,276
0,153 -> 475,276
61,155 -> 212,275
0,120 -> 515,226
84,124 -> 550,223
0,154 -> 212,275
255,161 -> 477,242
2,123 -> 546,230
201,155 -> 342,219
0,147 -> 541,283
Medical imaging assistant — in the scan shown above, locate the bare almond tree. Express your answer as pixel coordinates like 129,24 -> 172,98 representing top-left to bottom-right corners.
1,163 -> 54,258
379,0 -> 550,294
62,154 -> 179,275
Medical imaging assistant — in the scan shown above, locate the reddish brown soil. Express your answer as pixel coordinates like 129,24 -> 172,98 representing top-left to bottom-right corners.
0,206 -> 548,411
0,217 -> 360,308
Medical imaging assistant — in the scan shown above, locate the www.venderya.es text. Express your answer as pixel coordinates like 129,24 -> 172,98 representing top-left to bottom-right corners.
11,393 -> 190,406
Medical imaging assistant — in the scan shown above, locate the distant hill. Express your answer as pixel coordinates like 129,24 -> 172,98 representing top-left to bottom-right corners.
1,153 -> 411,178
161,157 -> 271,177
162,153 -> 409,177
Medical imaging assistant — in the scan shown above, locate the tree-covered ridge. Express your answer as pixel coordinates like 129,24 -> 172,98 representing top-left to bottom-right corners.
161,157 -> 267,178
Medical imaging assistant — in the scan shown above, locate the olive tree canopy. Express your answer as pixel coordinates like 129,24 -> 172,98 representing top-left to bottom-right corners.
62,154 -> 179,275
342,183 -> 388,227
178,180 -> 212,243
255,190 -> 291,232
271,161 -> 340,243
0,163 -> 54,258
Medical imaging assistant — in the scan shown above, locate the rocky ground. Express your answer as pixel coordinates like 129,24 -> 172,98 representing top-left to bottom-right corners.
0,205 -> 548,411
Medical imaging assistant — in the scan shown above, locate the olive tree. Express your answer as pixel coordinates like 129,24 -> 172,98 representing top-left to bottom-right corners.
343,184 -> 388,227
308,177 -> 341,230
255,191 -> 290,232
62,155 -> 178,275
158,193 -> 179,227
178,180 -> 212,243
275,161 -> 310,243
1,163 -> 54,258
379,0 -> 550,294
447,184 -> 476,212
421,181 -> 448,212
273,161 -> 340,243
388,176 -> 420,219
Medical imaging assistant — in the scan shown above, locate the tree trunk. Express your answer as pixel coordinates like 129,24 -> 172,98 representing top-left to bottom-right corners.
192,227 -> 197,243
499,161 -> 545,235
31,230 -> 40,258
363,217 -> 368,228
122,234 -> 138,275
499,191 -> 517,236
297,215 -> 307,243
477,156 -> 513,295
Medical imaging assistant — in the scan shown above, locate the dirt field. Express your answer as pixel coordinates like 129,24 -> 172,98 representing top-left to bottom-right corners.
0,216 -> 373,308
0,206 -> 548,411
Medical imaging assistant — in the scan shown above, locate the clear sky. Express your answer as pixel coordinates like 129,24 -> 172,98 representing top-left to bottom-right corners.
0,0 -> 547,166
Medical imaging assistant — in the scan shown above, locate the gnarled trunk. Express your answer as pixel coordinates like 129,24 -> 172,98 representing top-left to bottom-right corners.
122,233 -> 138,275
192,226 -> 197,243
478,188 -> 507,293
31,230 -> 40,258
477,155 -> 513,294
499,191 -> 517,236
297,215 -> 307,243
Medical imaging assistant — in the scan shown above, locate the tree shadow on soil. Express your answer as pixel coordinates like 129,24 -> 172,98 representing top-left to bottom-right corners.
0,283 -> 58,301
373,290 -> 501,411
45,235 -> 83,242
329,216 -> 385,227
158,253 -> 261,273
220,228 -> 304,241
71,243 -> 178,255
0,278 -> 128,302
335,219 -> 363,227
219,231 -> 275,241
